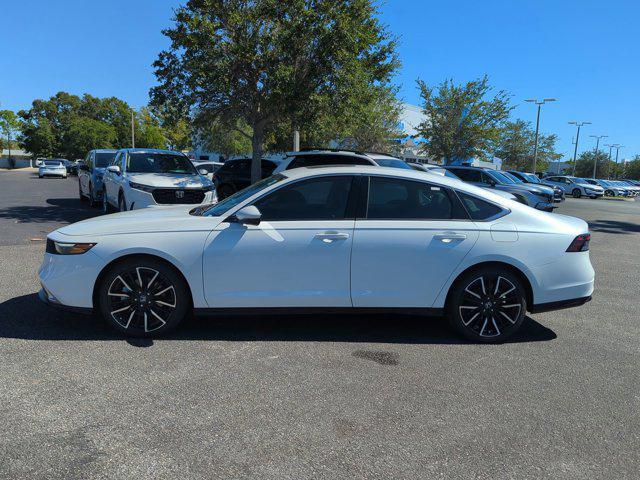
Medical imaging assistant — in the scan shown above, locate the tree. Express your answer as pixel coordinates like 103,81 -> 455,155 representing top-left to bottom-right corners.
62,117 -> 117,158
574,150 -> 610,178
0,110 -> 21,167
152,0 -> 399,182
199,120 -> 252,158
134,108 -> 167,149
416,75 -> 513,164
622,155 -> 640,179
494,119 -> 561,171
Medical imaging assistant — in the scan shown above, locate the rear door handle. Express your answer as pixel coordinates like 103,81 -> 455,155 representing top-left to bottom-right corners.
434,232 -> 467,243
315,232 -> 350,241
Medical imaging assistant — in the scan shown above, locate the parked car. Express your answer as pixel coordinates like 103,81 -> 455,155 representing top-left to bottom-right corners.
213,157 -> 281,200
39,165 -> 594,342
615,180 -> 640,196
192,160 -> 224,181
542,175 -> 604,199
444,166 -> 555,211
60,159 -> 78,176
79,149 -> 118,207
101,148 -> 216,212
582,179 -> 627,197
38,160 -> 67,178
507,170 -> 565,202
272,149 -> 412,174
409,163 -> 519,201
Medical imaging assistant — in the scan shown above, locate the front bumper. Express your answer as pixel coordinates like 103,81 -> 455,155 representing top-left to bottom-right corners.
535,201 -> 556,212
38,287 -> 93,315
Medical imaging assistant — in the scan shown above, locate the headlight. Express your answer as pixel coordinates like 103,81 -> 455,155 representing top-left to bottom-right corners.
46,239 -> 96,255
129,181 -> 155,193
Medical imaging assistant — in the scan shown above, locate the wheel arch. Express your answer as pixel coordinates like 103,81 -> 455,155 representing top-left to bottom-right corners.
92,253 -> 194,311
443,261 -> 535,313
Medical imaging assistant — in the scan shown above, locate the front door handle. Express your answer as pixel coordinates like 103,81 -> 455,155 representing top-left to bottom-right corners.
315,232 -> 350,242
434,232 -> 467,243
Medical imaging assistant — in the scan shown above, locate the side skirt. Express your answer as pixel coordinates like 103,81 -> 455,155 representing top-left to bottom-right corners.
193,307 -> 445,318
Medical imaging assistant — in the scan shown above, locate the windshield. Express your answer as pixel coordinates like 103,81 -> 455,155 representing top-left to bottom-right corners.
502,171 -> 523,183
488,171 -> 514,184
375,158 -> 412,170
127,152 -> 197,174
523,173 -> 541,183
201,174 -> 285,217
95,152 -> 116,168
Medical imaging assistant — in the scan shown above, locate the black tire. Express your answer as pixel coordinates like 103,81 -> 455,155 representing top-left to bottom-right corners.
118,192 -> 127,212
79,181 -> 86,201
448,266 -> 527,343
605,189 -> 613,197
217,184 -> 235,200
88,183 -> 99,208
98,257 -> 190,337
102,188 -> 114,214
572,188 -> 581,198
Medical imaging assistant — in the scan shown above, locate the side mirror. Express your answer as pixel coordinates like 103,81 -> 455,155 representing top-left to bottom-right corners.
228,205 -> 261,226
107,165 -> 121,175
198,168 -> 208,176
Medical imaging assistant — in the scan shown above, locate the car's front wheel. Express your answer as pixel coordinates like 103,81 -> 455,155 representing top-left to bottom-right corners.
572,188 -> 582,198
98,257 -> 190,337
448,267 -> 527,343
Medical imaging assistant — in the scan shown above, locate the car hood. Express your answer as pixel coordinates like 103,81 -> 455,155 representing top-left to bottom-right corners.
515,183 -> 554,196
56,206 -> 222,237
127,173 -> 212,188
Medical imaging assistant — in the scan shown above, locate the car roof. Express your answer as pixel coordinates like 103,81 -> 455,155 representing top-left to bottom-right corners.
93,149 -> 118,153
118,148 -> 186,155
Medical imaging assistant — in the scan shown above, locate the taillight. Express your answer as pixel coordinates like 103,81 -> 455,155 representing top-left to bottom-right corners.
566,233 -> 590,252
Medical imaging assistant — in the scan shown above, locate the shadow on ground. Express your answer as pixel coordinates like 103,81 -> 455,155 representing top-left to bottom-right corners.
0,293 -> 556,346
589,219 -> 640,234
0,198 -> 100,224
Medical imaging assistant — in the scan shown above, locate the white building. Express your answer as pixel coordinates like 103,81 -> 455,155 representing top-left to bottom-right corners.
0,149 -> 33,169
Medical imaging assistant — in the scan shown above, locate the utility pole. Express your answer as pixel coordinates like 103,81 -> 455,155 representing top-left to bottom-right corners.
293,128 -> 300,152
525,98 -> 556,174
613,145 -> 624,178
604,144 -> 617,179
589,134 -> 607,179
568,121 -> 590,175
131,110 -> 136,148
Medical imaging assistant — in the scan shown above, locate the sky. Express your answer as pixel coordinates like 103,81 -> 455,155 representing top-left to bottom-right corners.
1,0 -> 639,160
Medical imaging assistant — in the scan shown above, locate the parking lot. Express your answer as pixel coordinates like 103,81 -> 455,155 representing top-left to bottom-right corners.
0,170 -> 638,479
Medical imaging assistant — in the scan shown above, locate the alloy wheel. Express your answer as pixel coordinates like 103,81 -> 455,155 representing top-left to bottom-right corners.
106,267 -> 177,333
457,275 -> 523,339
572,188 -> 581,198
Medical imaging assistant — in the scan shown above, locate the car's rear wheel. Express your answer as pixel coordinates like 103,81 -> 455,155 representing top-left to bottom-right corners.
217,184 -> 235,200
448,267 -> 527,343
572,188 -> 582,198
605,189 -> 613,196
98,257 -> 190,337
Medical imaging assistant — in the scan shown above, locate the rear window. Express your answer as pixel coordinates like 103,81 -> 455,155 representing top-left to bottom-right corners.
457,192 -> 505,221
374,158 -> 412,170
286,154 -> 372,170
44,161 -> 62,166
95,152 -> 116,168
449,168 -> 482,182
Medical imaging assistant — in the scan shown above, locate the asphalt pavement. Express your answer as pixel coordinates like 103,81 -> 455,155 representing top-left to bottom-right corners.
0,170 -> 638,479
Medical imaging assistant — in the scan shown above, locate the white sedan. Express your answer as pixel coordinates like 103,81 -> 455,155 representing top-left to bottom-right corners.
38,166 -> 594,342
38,160 -> 68,178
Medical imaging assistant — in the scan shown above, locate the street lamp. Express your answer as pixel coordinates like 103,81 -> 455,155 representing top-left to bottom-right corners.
589,134 -> 608,178
568,121 -> 591,175
613,145 -> 624,178
604,143 -> 618,179
525,98 -> 556,174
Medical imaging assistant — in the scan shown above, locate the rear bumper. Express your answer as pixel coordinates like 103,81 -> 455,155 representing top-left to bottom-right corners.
530,295 -> 591,313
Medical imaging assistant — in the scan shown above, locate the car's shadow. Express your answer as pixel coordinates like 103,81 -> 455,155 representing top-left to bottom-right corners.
589,219 -> 640,234
0,198 -> 100,224
0,293 -> 556,347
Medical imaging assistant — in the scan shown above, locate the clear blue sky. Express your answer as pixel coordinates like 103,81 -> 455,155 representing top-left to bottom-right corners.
2,0 -> 638,160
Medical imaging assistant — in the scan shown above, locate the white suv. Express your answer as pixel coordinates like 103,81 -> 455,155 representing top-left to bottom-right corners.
102,149 -> 216,212
272,149 -> 412,173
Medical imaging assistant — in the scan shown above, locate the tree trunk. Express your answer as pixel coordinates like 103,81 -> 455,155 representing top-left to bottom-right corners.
250,124 -> 264,184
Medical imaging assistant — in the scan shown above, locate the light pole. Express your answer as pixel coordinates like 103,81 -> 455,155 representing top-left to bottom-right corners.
604,144 -> 618,179
589,134 -> 607,178
568,121 -> 590,175
525,98 -> 556,174
613,145 -> 624,178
